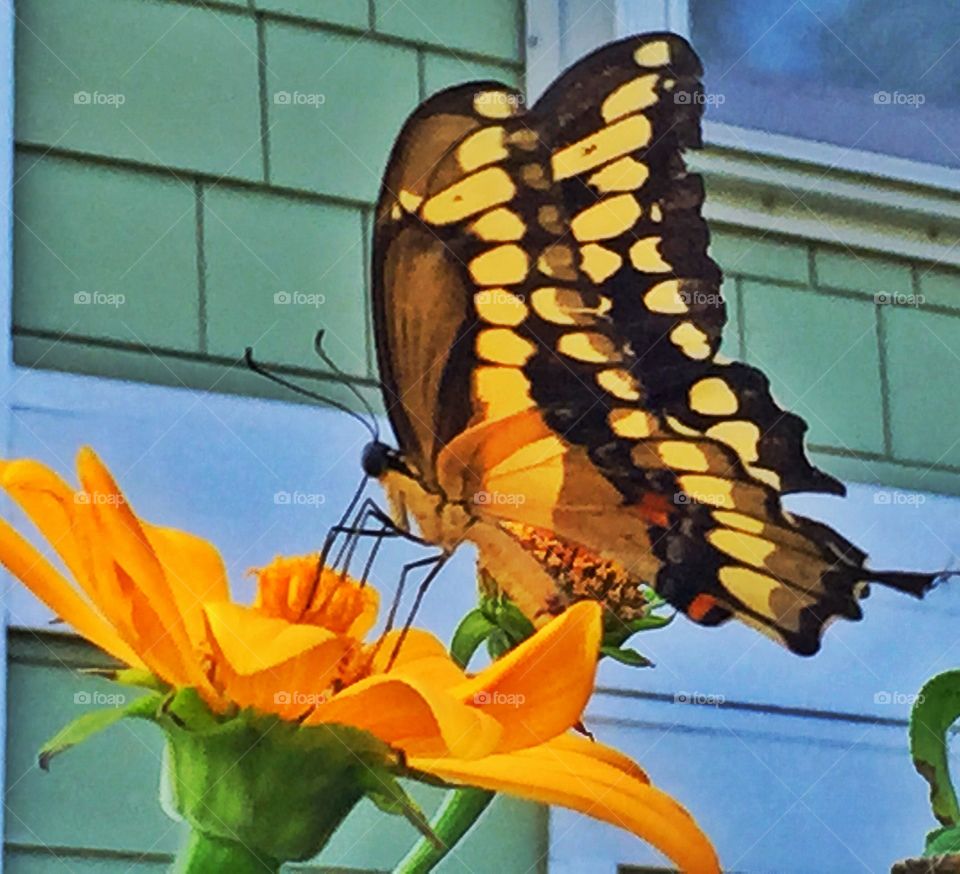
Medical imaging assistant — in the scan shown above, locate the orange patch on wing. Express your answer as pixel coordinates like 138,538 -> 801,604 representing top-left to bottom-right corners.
631,492 -> 674,528
687,593 -> 718,622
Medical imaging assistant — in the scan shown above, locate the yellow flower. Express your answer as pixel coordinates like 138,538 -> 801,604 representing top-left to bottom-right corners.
0,449 -> 720,873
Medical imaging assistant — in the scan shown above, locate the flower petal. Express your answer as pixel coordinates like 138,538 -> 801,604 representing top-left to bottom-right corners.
410,737 -> 719,874
307,673 -> 502,759
204,602 -> 342,675
0,518 -> 143,667
368,628 -> 453,674
143,524 -> 229,648
457,601 -> 602,752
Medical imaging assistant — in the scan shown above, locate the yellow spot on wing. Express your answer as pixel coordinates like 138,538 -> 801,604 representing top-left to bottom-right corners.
690,378 -> 739,416
557,331 -> 622,363
474,91 -> 519,118
709,530 -> 777,568
530,287 -> 611,326
644,280 -> 688,315
678,475 -> 734,508
422,167 -> 516,225
602,74 -> 660,122
469,245 -> 529,286
457,126 -> 508,171
476,328 -> 536,365
610,408 -> 655,437
713,510 -> 765,535
588,157 -> 649,193
707,420 -> 760,464
658,441 -> 710,472
398,189 -> 423,213
634,41 -> 672,67
597,368 -> 641,401
580,244 -> 623,283
474,289 -> 528,326
469,208 -> 526,241
473,366 -> 532,417
670,322 -> 712,360
488,435 -> 567,479
571,194 -> 641,241
629,237 -> 671,272
552,115 -> 652,180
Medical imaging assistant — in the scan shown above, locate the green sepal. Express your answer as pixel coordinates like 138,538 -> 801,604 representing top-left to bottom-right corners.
80,667 -> 170,693
600,645 -> 654,668
39,692 -> 164,770
925,825 -> 960,856
364,772 -> 442,850
910,670 -> 960,826
602,605 -> 674,649
486,628 -> 514,660
489,598 -> 535,644
450,609 -> 496,669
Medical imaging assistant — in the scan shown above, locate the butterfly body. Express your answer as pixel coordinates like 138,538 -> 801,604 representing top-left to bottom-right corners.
368,32 -> 943,654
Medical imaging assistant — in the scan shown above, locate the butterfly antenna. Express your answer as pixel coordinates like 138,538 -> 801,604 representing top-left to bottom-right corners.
314,330 -> 380,441
244,346 -> 377,442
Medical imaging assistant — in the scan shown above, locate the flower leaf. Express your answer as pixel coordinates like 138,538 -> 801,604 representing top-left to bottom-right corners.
910,670 -> 960,826
492,599 -> 535,644
364,772 -> 443,850
925,825 -> 960,857
600,645 -> 654,668
450,610 -> 496,669
39,692 -> 163,770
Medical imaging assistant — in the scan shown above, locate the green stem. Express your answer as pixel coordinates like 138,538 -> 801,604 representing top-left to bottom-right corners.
174,830 -> 282,874
394,788 -> 495,874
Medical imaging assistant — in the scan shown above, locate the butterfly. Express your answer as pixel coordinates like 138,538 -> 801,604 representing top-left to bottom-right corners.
360,31 -> 943,656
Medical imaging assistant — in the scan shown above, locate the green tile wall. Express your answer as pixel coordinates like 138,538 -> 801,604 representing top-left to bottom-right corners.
12,0 -> 524,387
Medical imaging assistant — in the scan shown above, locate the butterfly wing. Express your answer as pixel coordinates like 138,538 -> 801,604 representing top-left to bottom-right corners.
372,34 -> 939,655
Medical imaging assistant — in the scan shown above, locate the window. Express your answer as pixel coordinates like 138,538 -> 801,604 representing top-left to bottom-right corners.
689,0 -> 960,169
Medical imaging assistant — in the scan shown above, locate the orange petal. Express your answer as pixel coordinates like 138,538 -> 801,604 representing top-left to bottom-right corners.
144,524 -> 229,648
457,601 -> 602,752
0,518 -> 143,668
307,673 -> 502,758
368,628 -> 451,674
410,738 -> 720,874
76,449 -> 207,687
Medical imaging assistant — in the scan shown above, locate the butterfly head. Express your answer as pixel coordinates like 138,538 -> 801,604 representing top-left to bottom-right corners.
361,440 -> 410,480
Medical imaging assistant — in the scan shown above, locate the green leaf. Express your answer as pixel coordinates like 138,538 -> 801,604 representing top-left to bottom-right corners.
450,610 -> 495,669
81,667 -> 169,692
486,628 -> 514,660
492,599 -> 535,644
600,645 -> 654,668
364,772 -> 442,850
925,825 -> 960,856
39,692 -> 163,770
910,670 -> 960,826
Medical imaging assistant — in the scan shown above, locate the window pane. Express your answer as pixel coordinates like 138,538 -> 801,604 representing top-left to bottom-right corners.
690,0 -> 960,168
